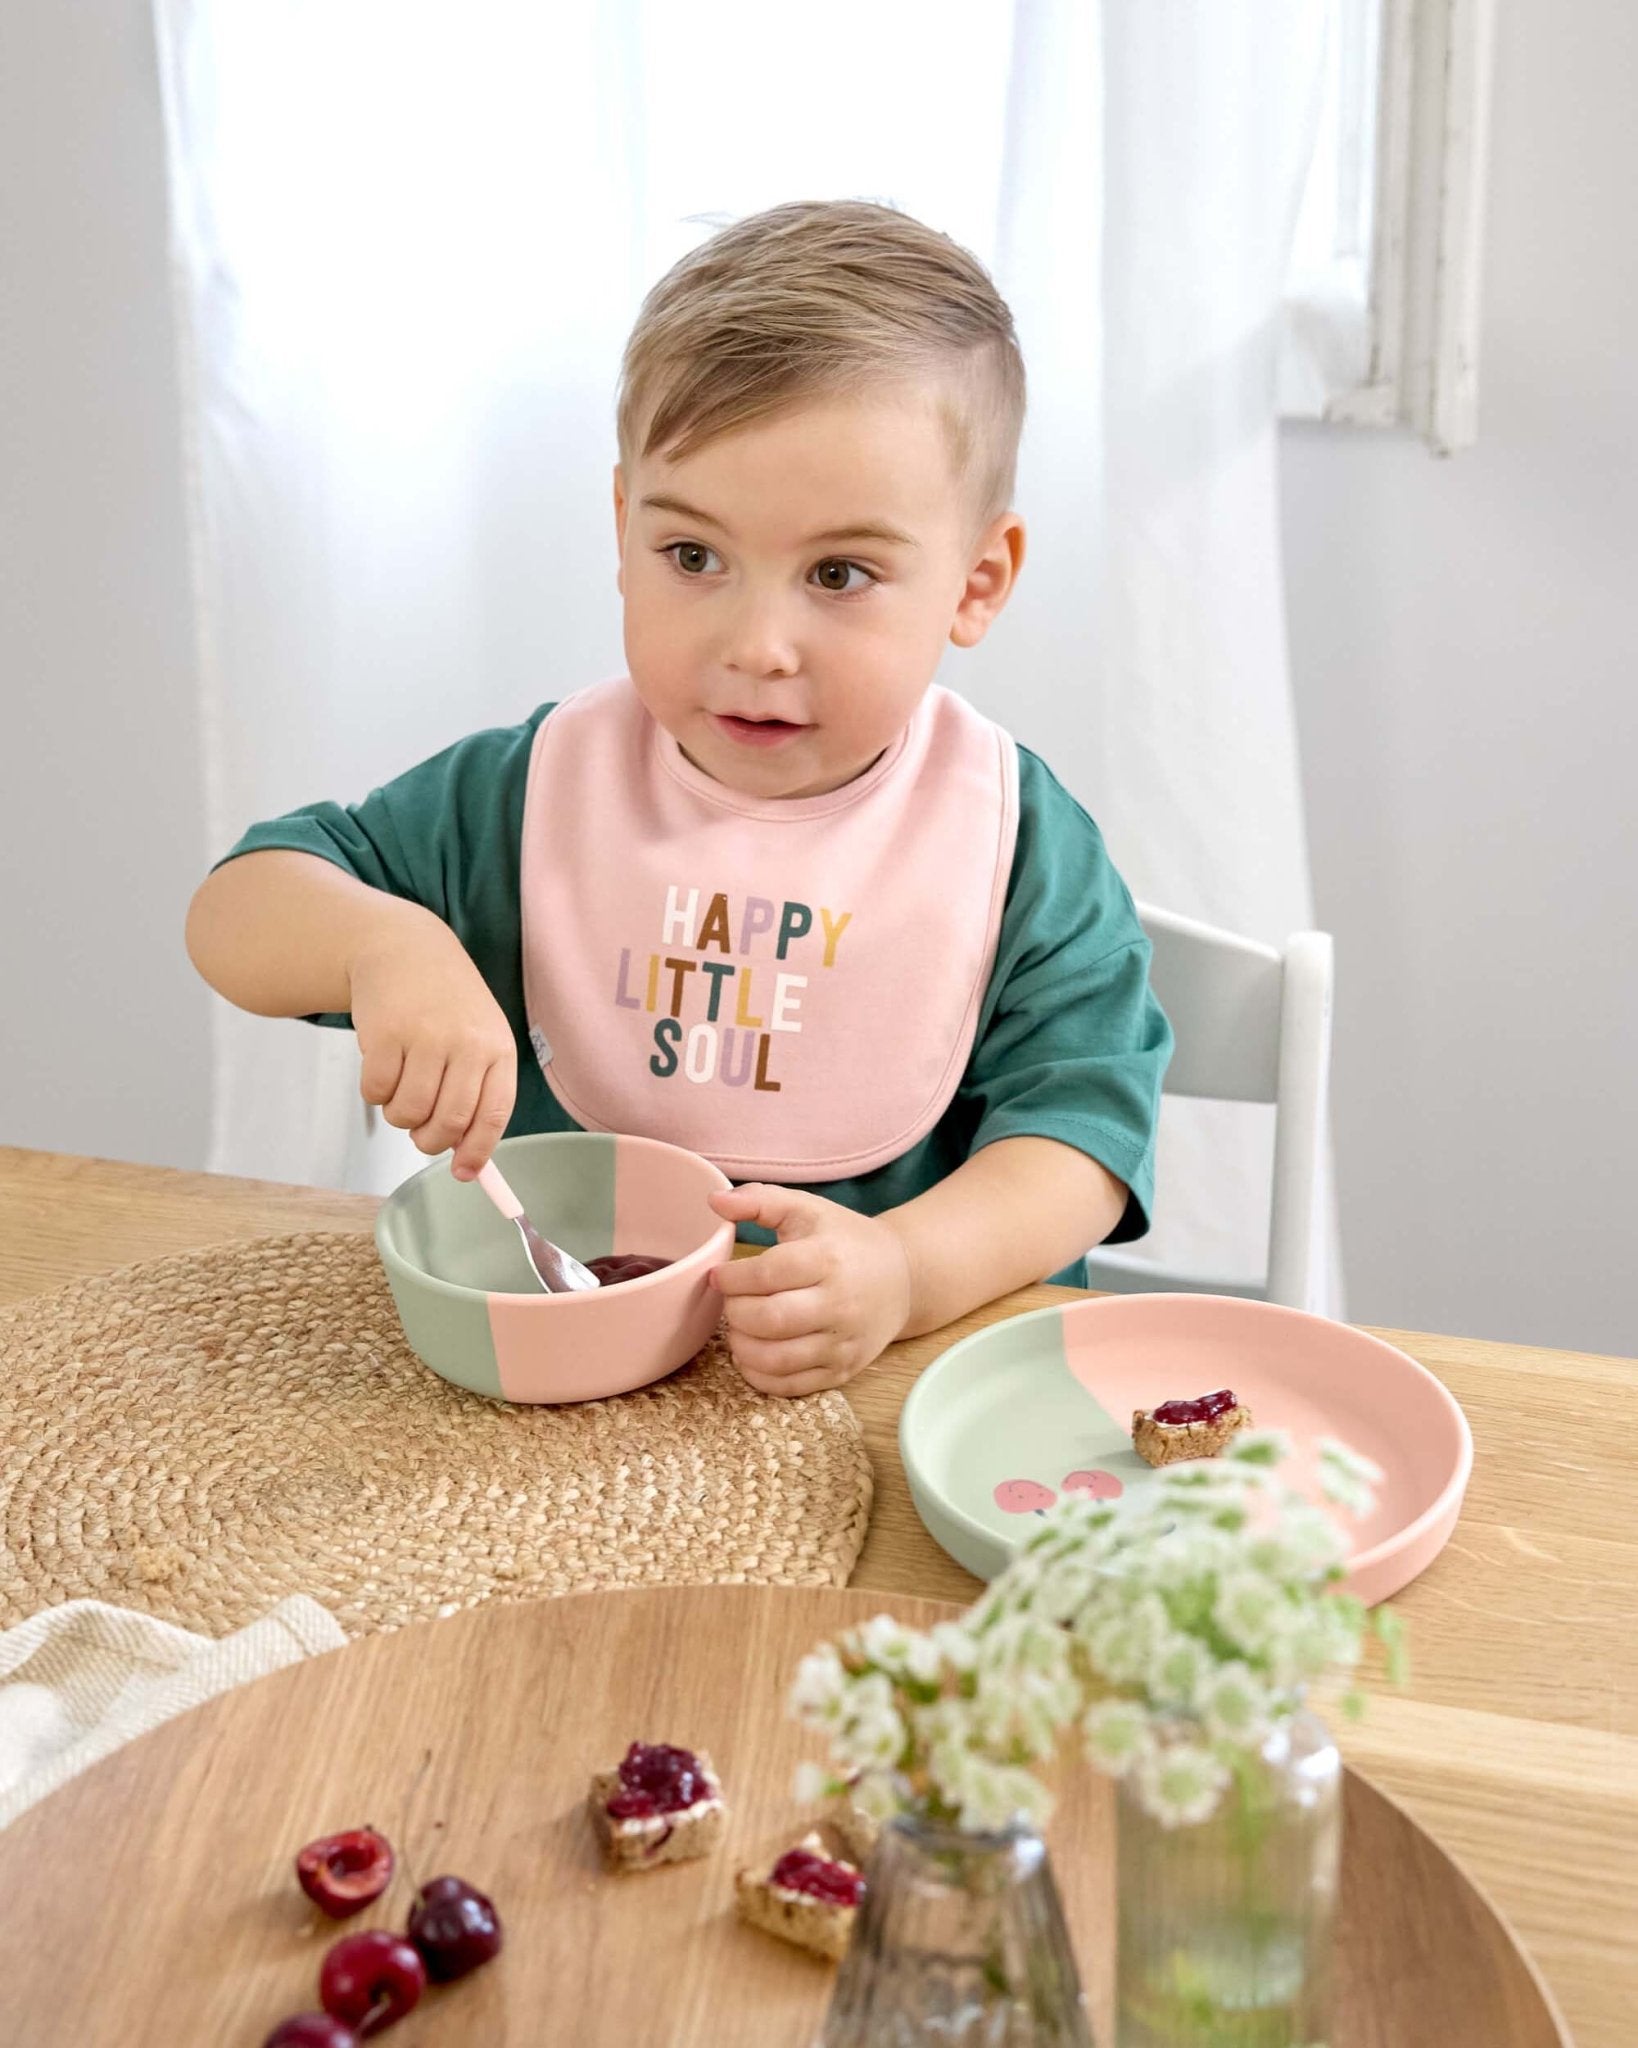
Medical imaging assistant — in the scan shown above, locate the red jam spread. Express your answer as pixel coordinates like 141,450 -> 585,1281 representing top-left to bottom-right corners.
605,1742 -> 710,1820
585,1253 -> 672,1288
1151,1389 -> 1239,1427
770,1848 -> 865,1909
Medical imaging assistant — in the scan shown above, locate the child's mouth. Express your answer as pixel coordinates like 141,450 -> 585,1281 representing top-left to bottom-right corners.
713,713 -> 808,750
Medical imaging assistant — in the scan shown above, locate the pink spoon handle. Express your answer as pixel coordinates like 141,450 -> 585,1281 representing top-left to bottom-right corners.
467,1158 -> 599,1292
475,1159 -> 524,1222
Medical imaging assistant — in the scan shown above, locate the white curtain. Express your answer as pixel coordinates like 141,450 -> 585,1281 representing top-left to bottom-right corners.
155,0 -> 1332,1299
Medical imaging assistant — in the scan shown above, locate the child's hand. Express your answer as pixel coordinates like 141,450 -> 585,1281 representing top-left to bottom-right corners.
347,921 -> 517,1179
706,1185 -> 913,1397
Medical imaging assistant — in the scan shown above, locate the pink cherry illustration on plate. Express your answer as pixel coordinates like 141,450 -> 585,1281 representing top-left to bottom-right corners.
993,1478 -> 1058,1514
1062,1469 -> 1124,1501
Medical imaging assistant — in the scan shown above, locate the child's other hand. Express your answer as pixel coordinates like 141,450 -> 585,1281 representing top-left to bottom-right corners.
347,921 -> 517,1180
706,1186 -> 912,1397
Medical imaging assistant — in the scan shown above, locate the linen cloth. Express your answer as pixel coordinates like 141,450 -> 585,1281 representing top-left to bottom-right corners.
0,1594 -> 345,1829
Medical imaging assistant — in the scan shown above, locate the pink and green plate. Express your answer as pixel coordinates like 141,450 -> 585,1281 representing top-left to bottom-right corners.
900,1292 -> 1472,1604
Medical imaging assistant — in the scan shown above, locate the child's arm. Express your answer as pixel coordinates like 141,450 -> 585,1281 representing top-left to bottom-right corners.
186,850 -> 517,1178
884,1135 -> 1128,1333
709,1136 -> 1126,1397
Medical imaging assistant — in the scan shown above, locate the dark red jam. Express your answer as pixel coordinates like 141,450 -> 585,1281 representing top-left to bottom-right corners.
770,1848 -> 865,1908
585,1253 -> 673,1288
1151,1389 -> 1239,1427
605,1742 -> 709,1820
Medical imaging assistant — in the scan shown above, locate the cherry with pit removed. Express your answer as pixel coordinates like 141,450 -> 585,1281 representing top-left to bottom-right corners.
295,1827 -> 396,1918
264,2018 -> 359,2048
319,1929 -> 426,2037
407,1874 -> 504,1981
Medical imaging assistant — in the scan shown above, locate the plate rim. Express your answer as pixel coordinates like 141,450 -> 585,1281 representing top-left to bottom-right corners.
899,1292 -> 1475,1581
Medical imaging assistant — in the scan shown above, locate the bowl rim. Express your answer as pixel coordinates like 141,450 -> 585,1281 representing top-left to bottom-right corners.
898,1291 -> 1474,1578
374,1130 -> 736,1305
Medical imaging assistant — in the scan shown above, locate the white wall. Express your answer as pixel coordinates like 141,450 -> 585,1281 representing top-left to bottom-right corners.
1,1 -> 1631,1353
1280,0 -> 1637,1355
0,2 -> 211,1169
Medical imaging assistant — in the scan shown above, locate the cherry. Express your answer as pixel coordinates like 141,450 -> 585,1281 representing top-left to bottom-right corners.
771,1846 -> 865,1908
993,1478 -> 1057,1515
407,1874 -> 504,1981
295,1827 -> 396,1918
319,1929 -> 426,2037
584,1252 -> 672,1287
264,2019 -> 359,2048
1152,1388 -> 1239,1427
609,1741 -> 708,1815
1061,1469 -> 1123,1501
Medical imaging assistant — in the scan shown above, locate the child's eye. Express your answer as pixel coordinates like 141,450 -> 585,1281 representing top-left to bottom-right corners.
810,558 -> 875,595
663,541 -> 722,576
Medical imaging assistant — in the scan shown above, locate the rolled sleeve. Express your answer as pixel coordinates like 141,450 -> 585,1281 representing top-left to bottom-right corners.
961,754 -> 1172,1243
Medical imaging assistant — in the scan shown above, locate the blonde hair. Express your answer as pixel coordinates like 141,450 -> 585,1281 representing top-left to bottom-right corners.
617,200 -> 1026,524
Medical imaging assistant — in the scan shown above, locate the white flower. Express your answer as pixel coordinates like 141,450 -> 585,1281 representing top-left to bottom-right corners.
1033,1560 -> 1098,1626
999,1670 -> 1075,1760
902,1632 -> 945,1686
835,1706 -> 905,1774
1317,1437 -> 1383,1516
789,1645 -> 849,1723
789,1432 -> 1402,1839
1147,1630 -> 1214,1711
857,1614 -> 915,1670
853,1770 -> 900,1822
1134,1740 -> 1232,1828
1213,1571 -> 1289,1658
1081,1592 -> 1172,1686
1082,1698 -> 1155,1778
849,1670 -> 896,1719
1279,1504 -> 1351,1579
1196,1660 -> 1273,1746
913,1697 -> 971,1751
791,1759 -> 832,1806
1141,1524 -> 1235,1595
950,1756 -> 1052,1834
930,1620 -> 979,1673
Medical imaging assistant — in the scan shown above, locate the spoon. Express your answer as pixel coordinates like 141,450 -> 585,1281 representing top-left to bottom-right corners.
472,1159 -> 600,1293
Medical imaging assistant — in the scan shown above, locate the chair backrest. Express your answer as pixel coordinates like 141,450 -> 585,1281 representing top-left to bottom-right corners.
1083,903 -> 1334,1310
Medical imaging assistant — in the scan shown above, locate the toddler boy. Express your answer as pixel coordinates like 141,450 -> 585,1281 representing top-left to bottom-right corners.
187,200 -> 1172,1395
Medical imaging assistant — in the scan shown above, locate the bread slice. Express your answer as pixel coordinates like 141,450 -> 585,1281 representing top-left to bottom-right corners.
734,1832 -> 862,1963
1131,1399 -> 1253,1467
589,1751 -> 727,1871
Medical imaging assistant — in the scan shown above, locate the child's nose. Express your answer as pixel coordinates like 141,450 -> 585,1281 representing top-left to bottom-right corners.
720,592 -> 800,680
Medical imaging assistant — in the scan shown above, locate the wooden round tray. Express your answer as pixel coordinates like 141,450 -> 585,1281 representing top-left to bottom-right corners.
0,1586 -> 1566,2046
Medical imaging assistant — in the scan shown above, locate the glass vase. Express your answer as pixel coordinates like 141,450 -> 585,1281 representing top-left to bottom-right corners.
819,1810 -> 1096,2047
1115,1709 -> 1342,2048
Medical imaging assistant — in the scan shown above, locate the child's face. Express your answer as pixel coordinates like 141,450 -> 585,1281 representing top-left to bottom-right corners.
613,385 -> 1023,799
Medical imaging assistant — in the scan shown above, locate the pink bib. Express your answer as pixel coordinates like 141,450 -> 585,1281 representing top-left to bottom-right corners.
519,678 -> 1019,1182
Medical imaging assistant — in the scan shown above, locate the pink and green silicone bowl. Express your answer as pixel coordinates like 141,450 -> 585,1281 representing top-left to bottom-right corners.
374,1132 -> 735,1404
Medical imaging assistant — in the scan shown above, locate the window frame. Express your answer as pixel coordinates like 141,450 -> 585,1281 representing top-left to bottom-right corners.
1293,0 -> 1497,455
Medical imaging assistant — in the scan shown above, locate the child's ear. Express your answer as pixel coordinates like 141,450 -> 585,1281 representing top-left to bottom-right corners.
612,464 -> 629,593
949,513 -> 1026,649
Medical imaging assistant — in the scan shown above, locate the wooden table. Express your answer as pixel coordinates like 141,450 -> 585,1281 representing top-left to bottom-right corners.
3,1146 -> 1635,2045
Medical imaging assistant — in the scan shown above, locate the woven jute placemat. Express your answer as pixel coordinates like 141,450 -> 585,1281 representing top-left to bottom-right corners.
0,1232 -> 873,1637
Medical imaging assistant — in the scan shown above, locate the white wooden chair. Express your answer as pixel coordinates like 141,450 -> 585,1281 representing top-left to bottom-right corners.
1083,904 -> 1334,1311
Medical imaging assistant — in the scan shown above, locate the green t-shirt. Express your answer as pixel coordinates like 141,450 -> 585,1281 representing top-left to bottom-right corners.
222,702 -> 1172,1283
